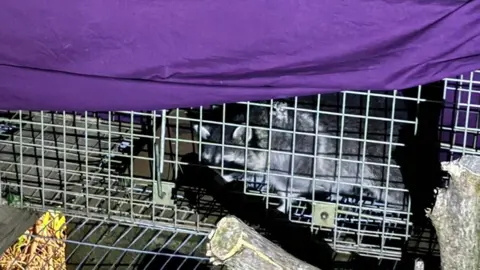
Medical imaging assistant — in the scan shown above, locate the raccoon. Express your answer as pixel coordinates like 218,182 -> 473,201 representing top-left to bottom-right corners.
193,99 -> 407,213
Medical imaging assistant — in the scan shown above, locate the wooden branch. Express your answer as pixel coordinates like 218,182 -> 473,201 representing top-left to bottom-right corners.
425,155 -> 480,270
206,216 -> 321,270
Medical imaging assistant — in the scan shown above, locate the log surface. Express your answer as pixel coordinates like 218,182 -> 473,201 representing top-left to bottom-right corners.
207,215 -> 321,270
426,155 -> 480,270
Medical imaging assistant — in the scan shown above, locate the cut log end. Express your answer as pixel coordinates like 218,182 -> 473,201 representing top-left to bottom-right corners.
208,217 -> 244,261
206,215 -> 321,270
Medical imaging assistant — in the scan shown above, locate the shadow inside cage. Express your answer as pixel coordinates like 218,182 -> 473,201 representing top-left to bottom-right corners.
395,82 -> 445,269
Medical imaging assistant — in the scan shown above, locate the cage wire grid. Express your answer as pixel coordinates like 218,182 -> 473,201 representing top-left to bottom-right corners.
13,213 -> 210,270
165,90 -> 416,261
0,110 -> 216,269
441,70 -> 480,158
0,110 -> 222,227
0,69 -> 478,268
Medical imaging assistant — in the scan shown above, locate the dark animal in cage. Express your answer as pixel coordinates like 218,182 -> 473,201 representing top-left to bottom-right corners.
191,98 -> 409,214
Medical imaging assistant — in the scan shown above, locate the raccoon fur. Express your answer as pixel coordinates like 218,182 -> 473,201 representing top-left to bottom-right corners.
192,99 -> 407,213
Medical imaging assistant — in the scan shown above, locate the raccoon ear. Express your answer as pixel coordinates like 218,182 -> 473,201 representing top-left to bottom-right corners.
193,124 -> 210,139
232,124 -> 253,143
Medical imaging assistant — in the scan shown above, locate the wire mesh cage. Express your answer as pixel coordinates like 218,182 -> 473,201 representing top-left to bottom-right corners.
164,90 -> 416,261
0,70 -> 479,269
0,110 -> 215,269
64,214 -> 210,270
440,71 -> 480,159
161,70 -> 480,264
0,211 -> 211,270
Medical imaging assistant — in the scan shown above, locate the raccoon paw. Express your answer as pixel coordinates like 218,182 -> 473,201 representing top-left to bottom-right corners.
272,102 -> 288,121
276,204 -> 287,213
272,101 -> 287,112
275,191 -> 292,214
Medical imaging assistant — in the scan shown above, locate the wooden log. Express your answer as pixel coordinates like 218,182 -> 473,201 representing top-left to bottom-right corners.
206,215 -> 321,270
425,155 -> 480,270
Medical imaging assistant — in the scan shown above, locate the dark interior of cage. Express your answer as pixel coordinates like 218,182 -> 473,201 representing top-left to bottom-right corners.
1,78 -> 476,269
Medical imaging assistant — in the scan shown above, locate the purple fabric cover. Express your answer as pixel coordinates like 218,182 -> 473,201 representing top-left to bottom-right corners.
1,1 -> 479,111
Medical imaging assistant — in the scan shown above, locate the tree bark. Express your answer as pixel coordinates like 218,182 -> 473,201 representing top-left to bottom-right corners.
206,215 -> 321,270
425,155 -> 480,270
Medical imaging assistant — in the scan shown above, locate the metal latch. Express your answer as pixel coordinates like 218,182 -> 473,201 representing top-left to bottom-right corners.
152,111 -> 174,206
153,181 -> 175,206
312,201 -> 337,228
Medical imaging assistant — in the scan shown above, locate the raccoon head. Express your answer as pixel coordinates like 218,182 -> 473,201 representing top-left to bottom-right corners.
192,122 -> 268,181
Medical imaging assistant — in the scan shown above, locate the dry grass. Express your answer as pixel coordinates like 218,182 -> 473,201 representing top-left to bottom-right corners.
0,210 -> 67,270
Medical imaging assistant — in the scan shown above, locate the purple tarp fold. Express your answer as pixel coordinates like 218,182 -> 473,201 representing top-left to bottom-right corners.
0,0 -> 479,111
